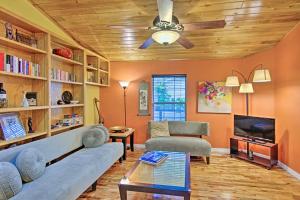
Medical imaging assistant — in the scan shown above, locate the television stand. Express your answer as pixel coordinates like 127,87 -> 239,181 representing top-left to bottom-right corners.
230,136 -> 278,169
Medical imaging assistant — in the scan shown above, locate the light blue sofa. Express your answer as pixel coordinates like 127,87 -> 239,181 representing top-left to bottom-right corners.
0,126 -> 123,200
146,121 -> 211,164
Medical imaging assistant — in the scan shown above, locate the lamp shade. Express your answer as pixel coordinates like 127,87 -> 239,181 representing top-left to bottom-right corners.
152,30 -> 180,45
253,69 -> 271,82
119,81 -> 130,88
239,83 -> 254,93
225,76 -> 240,87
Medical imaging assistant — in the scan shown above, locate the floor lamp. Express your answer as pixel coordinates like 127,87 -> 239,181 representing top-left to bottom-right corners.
225,64 -> 271,116
119,81 -> 130,127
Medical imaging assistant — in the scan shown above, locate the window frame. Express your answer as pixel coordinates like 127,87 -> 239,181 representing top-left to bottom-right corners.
152,74 -> 187,121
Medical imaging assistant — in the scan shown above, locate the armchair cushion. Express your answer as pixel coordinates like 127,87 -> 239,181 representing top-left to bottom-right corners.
149,121 -> 170,138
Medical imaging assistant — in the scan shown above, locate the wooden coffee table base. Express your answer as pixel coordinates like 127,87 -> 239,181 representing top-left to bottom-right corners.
118,184 -> 191,200
118,152 -> 191,200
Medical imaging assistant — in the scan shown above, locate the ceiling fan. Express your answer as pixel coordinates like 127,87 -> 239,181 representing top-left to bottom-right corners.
109,0 -> 226,49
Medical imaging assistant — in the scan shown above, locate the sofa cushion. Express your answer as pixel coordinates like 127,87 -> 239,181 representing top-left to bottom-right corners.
10,142 -> 123,200
149,121 -> 170,138
92,125 -> 110,142
0,162 -> 22,200
145,136 -> 211,156
83,128 -> 108,148
16,148 -> 46,183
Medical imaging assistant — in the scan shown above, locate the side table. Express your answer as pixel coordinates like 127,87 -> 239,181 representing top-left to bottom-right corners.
110,128 -> 135,160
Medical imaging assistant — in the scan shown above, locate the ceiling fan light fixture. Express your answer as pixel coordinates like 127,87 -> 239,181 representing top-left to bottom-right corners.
152,30 -> 180,45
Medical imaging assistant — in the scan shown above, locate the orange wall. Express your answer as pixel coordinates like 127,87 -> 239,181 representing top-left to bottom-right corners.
100,24 -> 300,174
274,24 -> 300,173
100,59 -> 274,148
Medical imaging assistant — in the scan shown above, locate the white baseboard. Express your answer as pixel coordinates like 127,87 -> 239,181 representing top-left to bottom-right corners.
211,148 -> 230,154
129,145 -> 300,180
278,161 -> 300,180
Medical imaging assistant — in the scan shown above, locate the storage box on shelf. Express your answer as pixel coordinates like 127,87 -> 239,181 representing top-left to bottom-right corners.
0,10 -> 49,148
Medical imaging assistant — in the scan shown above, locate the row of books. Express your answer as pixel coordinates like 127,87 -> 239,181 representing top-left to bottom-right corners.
139,151 -> 168,166
51,68 -> 77,82
0,52 -> 41,77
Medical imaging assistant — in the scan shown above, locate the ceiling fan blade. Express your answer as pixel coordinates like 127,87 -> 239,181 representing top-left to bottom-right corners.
183,20 -> 226,31
157,0 -> 173,23
109,25 -> 150,30
177,36 -> 194,49
139,37 -> 154,49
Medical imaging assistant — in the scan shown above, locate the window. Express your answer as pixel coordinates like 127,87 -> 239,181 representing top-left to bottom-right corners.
152,75 -> 186,121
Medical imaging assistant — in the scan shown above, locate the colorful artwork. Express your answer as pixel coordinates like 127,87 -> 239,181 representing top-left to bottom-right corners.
197,81 -> 232,113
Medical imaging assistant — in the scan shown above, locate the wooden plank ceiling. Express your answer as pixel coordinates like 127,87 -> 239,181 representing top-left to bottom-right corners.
30,0 -> 300,61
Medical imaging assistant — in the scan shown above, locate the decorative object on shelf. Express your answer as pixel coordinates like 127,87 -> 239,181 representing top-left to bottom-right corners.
197,81 -> 232,113
0,113 -> 26,141
225,64 -> 272,116
0,82 -> 8,108
27,117 -> 34,133
5,22 -> 14,40
138,81 -> 150,116
119,81 -> 130,127
100,76 -> 105,84
15,29 -> 37,48
87,71 -> 96,82
52,48 -> 73,59
94,98 -> 104,124
57,100 -> 63,105
61,91 -> 73,104
25,92 -> 37,106
21,91 -> 29,107
70,100 -> 79,104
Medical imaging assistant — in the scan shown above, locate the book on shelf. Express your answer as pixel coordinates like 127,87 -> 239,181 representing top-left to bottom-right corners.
51,68 -> 76,82
139,151 -> 168,166
0,52 -> 41,77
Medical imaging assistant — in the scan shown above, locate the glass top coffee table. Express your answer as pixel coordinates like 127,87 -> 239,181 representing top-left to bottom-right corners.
118,151 -> 191,200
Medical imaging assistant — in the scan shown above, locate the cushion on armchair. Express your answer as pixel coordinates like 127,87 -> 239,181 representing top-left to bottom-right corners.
149,121 -> 170,138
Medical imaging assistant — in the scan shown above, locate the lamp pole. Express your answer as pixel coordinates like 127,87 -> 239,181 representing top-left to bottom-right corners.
122,86 -> 127,127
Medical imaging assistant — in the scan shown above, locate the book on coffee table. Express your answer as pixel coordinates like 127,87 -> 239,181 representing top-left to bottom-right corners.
139,151 -> 168,165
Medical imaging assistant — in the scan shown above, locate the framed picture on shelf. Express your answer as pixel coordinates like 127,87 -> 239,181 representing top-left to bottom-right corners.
0,113 -> 26,141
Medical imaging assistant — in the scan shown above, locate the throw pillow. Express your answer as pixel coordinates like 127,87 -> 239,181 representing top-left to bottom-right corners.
92,125 -> 110,142
0,162 -> 22,200
150,121 -> 170,138
83,128 -> 108,148
16,148 -> 46,183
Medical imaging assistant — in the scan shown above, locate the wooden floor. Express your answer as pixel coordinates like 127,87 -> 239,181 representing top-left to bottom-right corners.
79,150 -> 300,200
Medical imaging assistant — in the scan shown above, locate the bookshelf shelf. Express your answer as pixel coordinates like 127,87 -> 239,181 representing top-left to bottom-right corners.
99,69 -> 109,74
0,36 -> 47,54
51,79 -> 83,85
85,81 -> 101,86
86,65 -> 98,71
0,106 -> 49,113
50,123 -> 83,134
51,104 -> 84,109
0,131 -> 48,148
0,71 -> 47,80
52,54 -> 83,66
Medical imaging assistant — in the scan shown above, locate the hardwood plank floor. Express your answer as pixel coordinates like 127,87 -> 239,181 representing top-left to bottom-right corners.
79,150 -> 300,200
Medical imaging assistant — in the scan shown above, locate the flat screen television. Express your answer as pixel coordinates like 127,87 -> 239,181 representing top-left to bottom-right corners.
234,115 -> 275,143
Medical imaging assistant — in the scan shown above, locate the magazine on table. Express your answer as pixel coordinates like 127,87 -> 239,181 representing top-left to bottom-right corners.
139,151 -> 168,166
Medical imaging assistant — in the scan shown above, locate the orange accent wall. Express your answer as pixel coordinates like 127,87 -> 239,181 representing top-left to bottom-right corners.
100,24 -> 300,174
100,59 -> 274,146
274,24 -> 300,173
